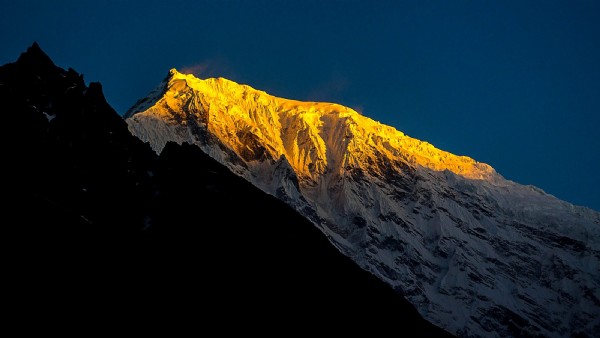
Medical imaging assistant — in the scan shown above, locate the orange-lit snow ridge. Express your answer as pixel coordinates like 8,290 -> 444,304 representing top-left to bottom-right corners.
139,68 -> 497,181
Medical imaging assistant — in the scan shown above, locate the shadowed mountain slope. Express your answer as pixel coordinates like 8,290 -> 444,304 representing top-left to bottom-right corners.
2,42 -> 453,336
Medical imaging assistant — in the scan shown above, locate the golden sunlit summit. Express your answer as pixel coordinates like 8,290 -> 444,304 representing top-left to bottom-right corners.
127,68 -> 496,182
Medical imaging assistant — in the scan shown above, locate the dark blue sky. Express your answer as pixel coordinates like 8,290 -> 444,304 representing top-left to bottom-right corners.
2,0 -> 599,211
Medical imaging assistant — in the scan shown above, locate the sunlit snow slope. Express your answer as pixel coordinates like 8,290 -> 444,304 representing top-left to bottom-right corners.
125,69 -> 600,338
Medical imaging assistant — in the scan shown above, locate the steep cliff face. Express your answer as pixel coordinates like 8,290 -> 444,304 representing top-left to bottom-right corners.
126,69 -> 600,337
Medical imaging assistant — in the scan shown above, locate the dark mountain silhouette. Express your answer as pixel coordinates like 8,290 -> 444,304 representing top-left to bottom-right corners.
2,43 -> 453,336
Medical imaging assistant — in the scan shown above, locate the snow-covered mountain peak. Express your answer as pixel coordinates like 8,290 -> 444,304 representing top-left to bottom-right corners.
126,70 -> 498,183
125,70 -> 600,338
